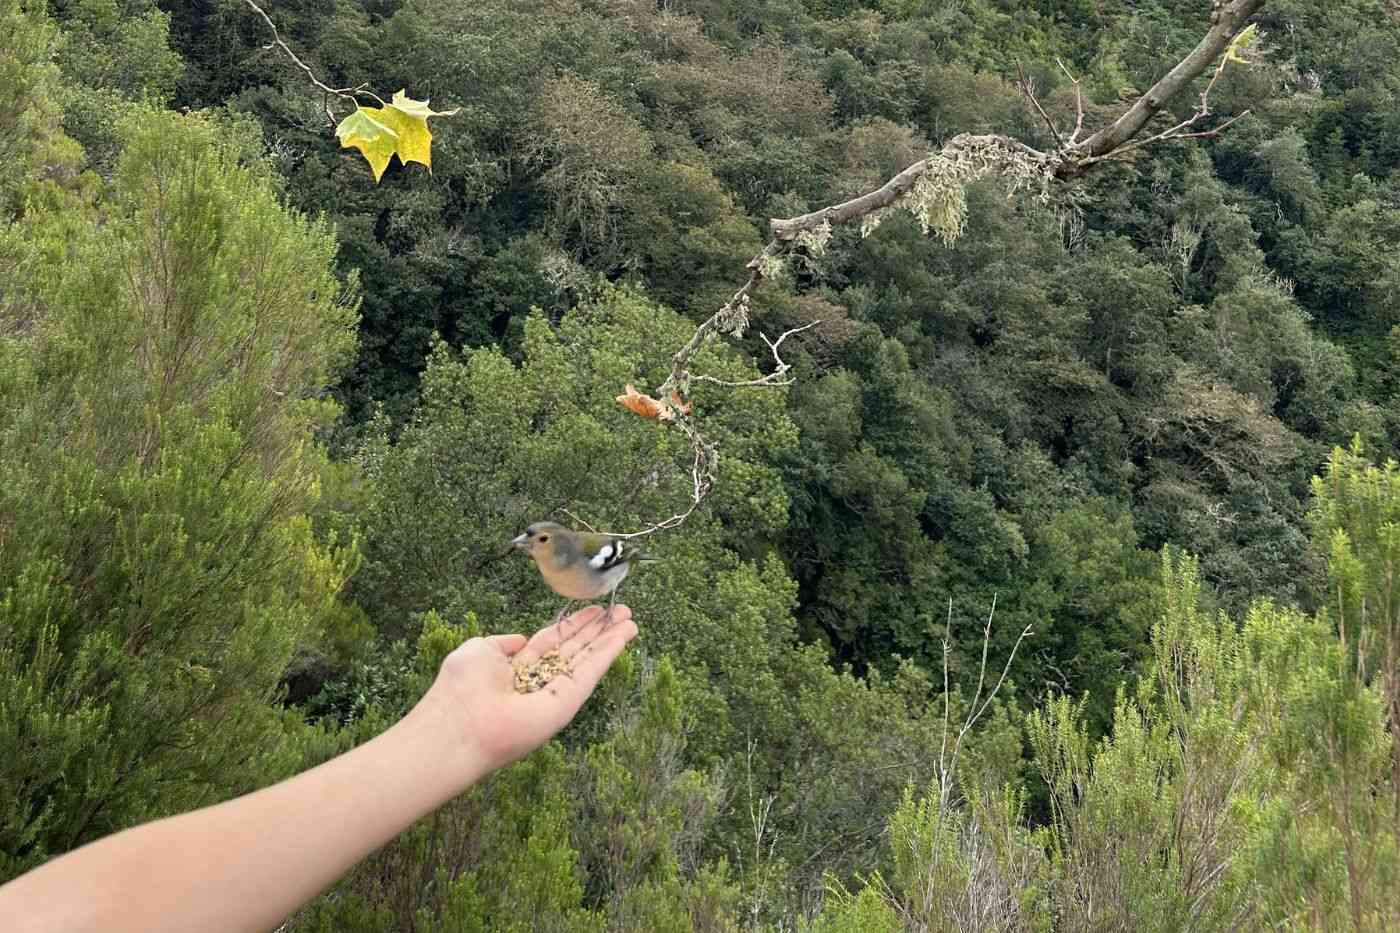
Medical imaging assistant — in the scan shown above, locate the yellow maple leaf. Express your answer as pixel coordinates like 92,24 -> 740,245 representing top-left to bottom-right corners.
1224,24 -> 1259,65
334,108 -> 399,182
335,90 -> 460,182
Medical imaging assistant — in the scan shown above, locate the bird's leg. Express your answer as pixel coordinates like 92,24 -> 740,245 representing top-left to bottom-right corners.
553,600 -> 576,648
603,586 -> 618,627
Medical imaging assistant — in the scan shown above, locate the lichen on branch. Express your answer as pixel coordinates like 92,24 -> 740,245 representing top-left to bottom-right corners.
606,1 -> 1267,541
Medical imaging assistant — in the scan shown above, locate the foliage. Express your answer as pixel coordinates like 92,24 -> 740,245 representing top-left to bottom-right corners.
13,0 -> 1400,929
50,0 -> 185,168
0,103 -> 358,878
817,542 -> 1400,930
0,0 -> 86,213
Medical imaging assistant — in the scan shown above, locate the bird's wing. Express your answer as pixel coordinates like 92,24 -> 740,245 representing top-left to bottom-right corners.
581,534 -> 629,571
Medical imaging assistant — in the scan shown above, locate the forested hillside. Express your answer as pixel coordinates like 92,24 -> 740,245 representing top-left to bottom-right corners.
4,0 -> 1400,927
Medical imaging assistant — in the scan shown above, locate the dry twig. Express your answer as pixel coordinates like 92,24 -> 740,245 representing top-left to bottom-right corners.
689,321 -> 822,389
243,0 -> 385,124
1019,63 -> 1066,151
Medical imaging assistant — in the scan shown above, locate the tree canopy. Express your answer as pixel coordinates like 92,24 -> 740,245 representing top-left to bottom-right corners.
6,0 -> 1400,926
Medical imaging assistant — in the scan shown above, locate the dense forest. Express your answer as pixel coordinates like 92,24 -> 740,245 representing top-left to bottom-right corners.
4,0 -> 1400,927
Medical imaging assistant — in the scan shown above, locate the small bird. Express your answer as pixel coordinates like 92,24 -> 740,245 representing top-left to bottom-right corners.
511,521 -> 650,622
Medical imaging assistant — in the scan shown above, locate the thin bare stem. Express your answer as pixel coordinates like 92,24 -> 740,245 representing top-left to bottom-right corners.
554,508 -> 598,533
967,623 -> 1034,732
590,431 -> 713,539
1093,44 -> 1253,163
1057,58 -> 1087,145
1019,63 -> 1066,150
939,598 -> 954,799
923,595 -> 1033,910
939,599 -> 1035,810
1114,109 -> 1252,158
243,0 -> 384,123
970,595 -> 998,726
689,321 -> 821,388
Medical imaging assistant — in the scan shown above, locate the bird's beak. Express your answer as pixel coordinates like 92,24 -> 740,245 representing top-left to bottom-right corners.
511,533 -> 529,550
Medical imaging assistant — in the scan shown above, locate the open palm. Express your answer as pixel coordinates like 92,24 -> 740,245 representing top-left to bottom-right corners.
430,605 -> 638,771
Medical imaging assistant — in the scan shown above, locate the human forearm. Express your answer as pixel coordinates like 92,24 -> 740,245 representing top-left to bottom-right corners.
0,609 -> 636,933
1,704 -> 485,933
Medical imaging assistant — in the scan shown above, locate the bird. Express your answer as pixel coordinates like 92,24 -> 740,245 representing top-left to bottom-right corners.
511,521 -> 651,624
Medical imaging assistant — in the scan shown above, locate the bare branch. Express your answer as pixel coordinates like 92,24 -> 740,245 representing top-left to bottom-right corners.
597,1 -> 1265,541
596,250 -> 808,539
1077,28 -> 1258,168
674,2 -> 1265,375
937,596 -> 1035,807
1173,110 -> 1252,140
590,427 -> 714,540
243,0 -> 383,123
1019,63 -> 1066,151
554,508 -> 599,533
690,321 -> 821,389
1057,58 -> 1088,145
1112,108 -> 1252,162
938,599 -> 954,798
1059,0 -> 1265,176
925,594 -> 1033,908
767,135 -> 1045,244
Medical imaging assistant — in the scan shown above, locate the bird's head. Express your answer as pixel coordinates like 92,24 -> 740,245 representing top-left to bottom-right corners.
511,521 -> 566,561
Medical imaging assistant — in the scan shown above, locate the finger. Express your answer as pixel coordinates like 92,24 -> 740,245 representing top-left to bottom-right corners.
550,617 -> 638,705
514,606 -> 606,665
555,604 -> 632,663
486,633 -> 528,656
549,605 -> 611,653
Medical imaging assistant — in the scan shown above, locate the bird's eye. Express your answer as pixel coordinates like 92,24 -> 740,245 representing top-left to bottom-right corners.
539,534 -> 549,543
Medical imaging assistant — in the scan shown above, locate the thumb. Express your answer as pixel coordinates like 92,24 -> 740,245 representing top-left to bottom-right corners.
486,633 -> 528,657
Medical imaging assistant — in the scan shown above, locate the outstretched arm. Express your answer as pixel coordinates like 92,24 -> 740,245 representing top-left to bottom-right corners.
0,606 -> 637,933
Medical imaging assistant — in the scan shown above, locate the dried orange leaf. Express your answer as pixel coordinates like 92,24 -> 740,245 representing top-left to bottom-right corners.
617,384 -> 664,420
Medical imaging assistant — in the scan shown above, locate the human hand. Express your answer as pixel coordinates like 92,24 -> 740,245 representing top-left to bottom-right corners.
410,605 -> 638,781
0,606 -> 636,933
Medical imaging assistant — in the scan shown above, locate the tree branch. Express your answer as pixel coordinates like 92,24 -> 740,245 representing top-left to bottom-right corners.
761,3 -> 1261,247
769,158 -> 934,242
243,0 -> 385,123
767,135 -> 1046,243
608,1 -> 1265,540
1064,0 -> 1265,174
1058,58 -> 1088,145
690,321 -> 821,389
1019,63 -> 1066,151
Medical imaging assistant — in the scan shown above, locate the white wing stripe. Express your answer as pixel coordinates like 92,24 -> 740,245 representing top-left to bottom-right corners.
589,541 -> 618,569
